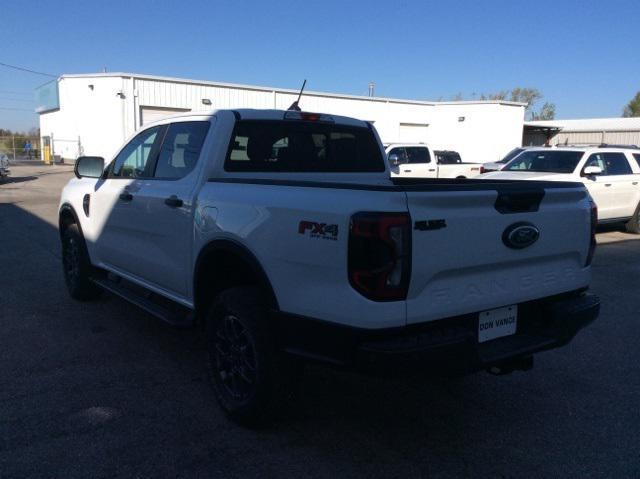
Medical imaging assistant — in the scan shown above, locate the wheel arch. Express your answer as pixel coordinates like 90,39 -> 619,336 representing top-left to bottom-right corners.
193,239 -> 279,318
59,203 -> 83,239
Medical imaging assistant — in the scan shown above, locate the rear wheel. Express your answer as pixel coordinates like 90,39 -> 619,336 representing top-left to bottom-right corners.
61,224 -> 102,300
205,286 -> 300,427
625,203 -> 640,234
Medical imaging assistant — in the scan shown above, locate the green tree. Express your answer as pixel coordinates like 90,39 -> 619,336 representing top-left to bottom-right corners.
532,102 -> 556,120
623,92 -> 640,117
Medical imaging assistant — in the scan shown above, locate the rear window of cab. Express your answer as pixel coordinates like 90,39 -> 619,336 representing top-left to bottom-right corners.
224,120 -> 385,173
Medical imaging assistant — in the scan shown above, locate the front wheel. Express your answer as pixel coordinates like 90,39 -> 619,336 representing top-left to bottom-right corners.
625,204 -> 640,234
61,224 -> 102,300
205,286 -> 300,427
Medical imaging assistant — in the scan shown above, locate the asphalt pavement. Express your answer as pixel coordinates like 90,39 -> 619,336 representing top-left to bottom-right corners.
1,164 -> 639,478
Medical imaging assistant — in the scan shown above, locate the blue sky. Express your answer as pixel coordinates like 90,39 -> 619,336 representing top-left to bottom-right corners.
1,0 -> 638,131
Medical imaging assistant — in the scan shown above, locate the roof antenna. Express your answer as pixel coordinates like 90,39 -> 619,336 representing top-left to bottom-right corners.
288,79 -> 307,111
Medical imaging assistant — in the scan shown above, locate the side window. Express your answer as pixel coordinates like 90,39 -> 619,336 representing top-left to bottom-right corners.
584,153 -> 606,173
154,121 -> 210,179
111,126 -> 162,178
633,153 -> 640,169
602,152 -> 632,175
388,147 -> 407,164
405,147 -> 430,164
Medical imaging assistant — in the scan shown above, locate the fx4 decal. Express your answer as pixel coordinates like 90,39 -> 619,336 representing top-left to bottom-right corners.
298,221 -> 339,241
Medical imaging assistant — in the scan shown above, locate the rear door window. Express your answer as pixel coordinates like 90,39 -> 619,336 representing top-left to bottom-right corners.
405,147 -> 430,164
633,153 -> 640,169
154,121 -> 210,179
586,152 -> 633,176
435,151 -> 461,164
224,120 -> 385,172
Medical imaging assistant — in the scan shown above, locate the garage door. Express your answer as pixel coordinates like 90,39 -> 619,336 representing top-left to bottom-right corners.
140,107 -> 191,126
399,123 -> 429,143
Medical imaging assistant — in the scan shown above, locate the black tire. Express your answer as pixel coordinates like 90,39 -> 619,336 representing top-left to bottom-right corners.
205,286 -> 300,427
625,204 -> 640,234
61,224 -> 102,300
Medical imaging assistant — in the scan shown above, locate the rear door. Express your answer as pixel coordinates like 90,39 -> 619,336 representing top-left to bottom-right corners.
616,152 -> 640,217
404,184 -> 592,324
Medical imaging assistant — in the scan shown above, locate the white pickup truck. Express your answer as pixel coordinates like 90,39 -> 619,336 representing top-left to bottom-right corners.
386,143 -> 482,178
59,109 -> 599,426
482,146 -> 640,233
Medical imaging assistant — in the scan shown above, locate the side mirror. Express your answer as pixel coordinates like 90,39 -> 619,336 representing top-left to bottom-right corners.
75,156 -> 105,179
388,153 -> 400,166
583,165 -> 603,176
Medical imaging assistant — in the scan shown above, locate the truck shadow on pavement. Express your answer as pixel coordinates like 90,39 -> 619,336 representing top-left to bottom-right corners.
0,175 -> 38,185
0,202 -> 629,478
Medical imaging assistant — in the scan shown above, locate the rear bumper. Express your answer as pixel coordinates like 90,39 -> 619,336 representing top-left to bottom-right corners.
274,291 -> 599,374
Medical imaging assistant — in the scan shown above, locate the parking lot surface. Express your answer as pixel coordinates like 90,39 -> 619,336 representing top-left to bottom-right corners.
1,164 -> 639,478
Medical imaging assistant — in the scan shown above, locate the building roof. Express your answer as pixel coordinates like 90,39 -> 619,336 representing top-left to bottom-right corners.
523,121 -> 563,131
528,117 -> 640,132
57,72 -> 526,108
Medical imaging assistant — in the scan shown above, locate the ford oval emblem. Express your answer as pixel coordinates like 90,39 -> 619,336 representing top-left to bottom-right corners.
502,222 -> 540,249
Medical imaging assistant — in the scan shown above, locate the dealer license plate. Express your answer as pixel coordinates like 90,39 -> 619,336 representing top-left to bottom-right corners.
478,305 -> 518,343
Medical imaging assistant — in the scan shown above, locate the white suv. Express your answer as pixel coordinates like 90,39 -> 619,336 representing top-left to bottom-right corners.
482,146 -> 640,233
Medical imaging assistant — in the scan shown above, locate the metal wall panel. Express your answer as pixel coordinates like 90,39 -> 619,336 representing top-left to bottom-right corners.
551,131 -> 640,146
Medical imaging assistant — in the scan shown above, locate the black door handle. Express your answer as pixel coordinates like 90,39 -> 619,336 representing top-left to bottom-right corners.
119,192 -> 133,201
164,195 -> 183,208
604,184 -> 612,187
633,182 -> 638,185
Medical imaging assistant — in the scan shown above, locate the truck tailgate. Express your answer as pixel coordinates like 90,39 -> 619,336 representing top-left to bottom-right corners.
405,184 -> 592,325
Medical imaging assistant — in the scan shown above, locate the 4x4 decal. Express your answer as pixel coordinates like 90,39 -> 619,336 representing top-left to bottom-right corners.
298,221 -> 338,241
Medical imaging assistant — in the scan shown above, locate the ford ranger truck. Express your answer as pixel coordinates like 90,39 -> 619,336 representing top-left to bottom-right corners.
59,109 -> 600,426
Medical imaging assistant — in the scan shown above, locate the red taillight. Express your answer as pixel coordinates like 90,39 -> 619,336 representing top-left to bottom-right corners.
480,166 -> 486,174
586,201 -> 597,266
301,112 -> 321,121
348,212 -> 411,301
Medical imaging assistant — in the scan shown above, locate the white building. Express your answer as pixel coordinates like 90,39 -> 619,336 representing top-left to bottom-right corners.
36,72 -> 526,163
524,118 -> 640,147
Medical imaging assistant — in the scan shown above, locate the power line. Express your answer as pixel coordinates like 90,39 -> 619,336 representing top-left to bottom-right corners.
0,61 -> 57,78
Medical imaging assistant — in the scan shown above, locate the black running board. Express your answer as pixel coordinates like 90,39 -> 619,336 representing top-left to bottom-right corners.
92,277 -> 194,328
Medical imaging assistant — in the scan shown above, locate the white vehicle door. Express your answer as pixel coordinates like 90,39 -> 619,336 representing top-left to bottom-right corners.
387,147 -> 407,177
631,153 -> 640,214
619,152 -> 640,217
91,125 -> 164,273
582,152 -> 632,220
403,146 -> 436,178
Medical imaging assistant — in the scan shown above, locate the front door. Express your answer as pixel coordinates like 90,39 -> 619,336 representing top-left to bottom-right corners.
389,146 -> 436,178
92,125 -> 165,275
583,152 -> 635,220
